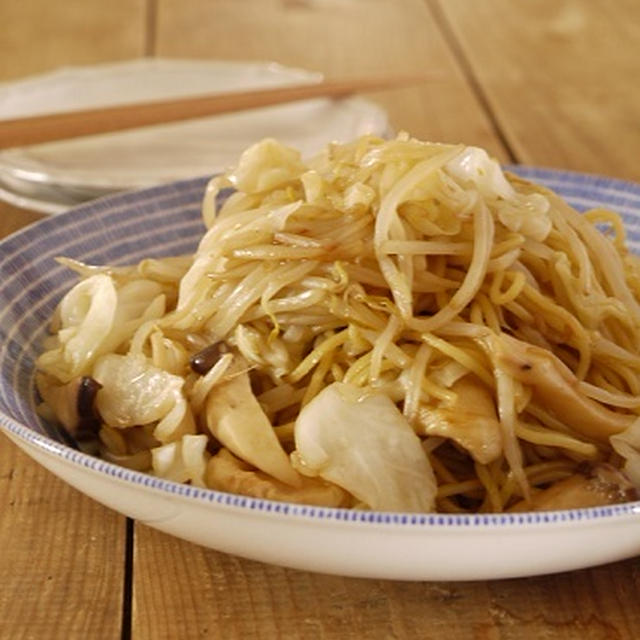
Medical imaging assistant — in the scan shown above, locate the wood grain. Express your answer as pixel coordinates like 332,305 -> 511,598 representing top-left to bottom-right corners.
133,525 -> 640,640
0,0 -> 148,82
0,435 -> 126,639
132,525 -> 493,640
483,563 -> 640,639
153,0 -> 511,161
433,0 -> 640,181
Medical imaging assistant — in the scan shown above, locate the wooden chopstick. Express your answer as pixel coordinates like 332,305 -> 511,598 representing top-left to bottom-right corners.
0,74 -> 429,149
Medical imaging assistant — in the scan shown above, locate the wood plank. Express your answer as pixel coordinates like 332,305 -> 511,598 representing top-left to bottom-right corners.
153,0 -> 511,161
0,0 -> 149,82
485,563 -> 640,639
133,525 -> 640,639
133,524 -> 497,640
433,0 -> 640,180
0,435 -> 126,639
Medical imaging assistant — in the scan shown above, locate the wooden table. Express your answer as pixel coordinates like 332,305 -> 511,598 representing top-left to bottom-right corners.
2,1 -> 640,638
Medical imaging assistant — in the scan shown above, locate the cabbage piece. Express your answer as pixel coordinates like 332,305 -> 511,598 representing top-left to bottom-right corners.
445,146 -> 551,241
300,170 -> 324,204
93,353 -> 193,444
37,274 -> 165,382
205,365 -> 301,487
227,138 -> 306,193
37,274 -> 117,381
292,382 -> 437,512
342,181 -> 376,211
102,279 -> 166,353
152,434 -> 210,487
445,146 -> 515,201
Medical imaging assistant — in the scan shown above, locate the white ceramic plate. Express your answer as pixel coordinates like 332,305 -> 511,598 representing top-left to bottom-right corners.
0,59 -> 389,213
1,166 -> 640,581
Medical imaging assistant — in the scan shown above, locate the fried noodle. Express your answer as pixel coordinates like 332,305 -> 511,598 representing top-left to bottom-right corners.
36,134 -> 640,513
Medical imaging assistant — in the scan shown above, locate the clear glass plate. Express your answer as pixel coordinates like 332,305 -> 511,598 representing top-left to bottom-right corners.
0,59 -> 389,213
